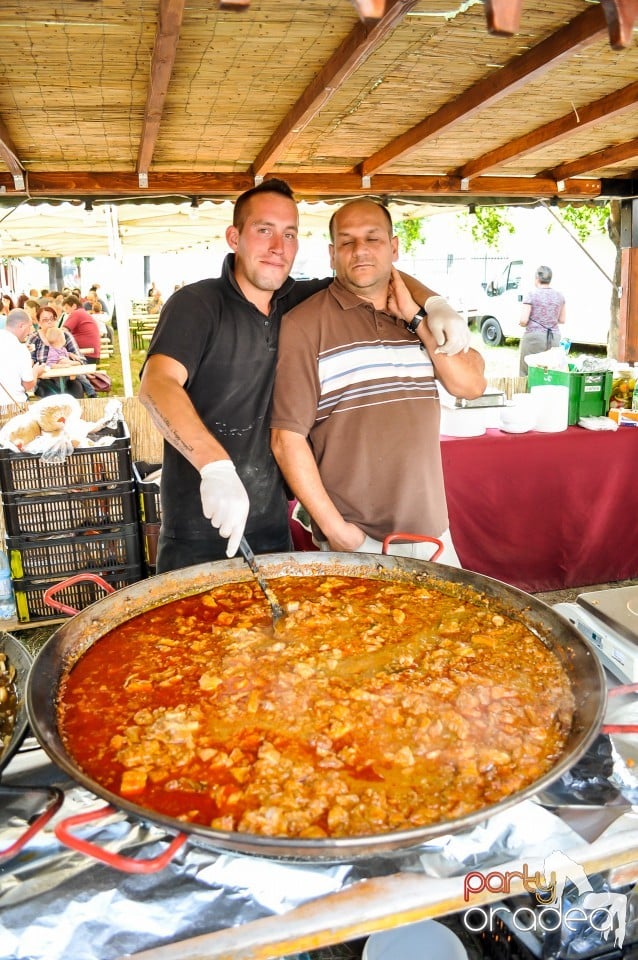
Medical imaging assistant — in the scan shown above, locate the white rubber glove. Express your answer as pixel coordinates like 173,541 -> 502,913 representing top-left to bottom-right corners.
424,296 -> 471,356
199,460 -> 250,558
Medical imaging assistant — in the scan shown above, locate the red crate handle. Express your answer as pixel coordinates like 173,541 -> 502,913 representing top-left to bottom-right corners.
54,804 -> 188,873
382,532 -> 444,560
43,573 -> 116,616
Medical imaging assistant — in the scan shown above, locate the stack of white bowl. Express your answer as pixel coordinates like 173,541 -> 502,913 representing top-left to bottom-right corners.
499,392 -> 539,433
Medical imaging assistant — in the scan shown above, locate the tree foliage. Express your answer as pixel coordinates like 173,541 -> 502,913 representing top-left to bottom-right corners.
558,203 -> 611,242
394,217 -> 424,254
463,206 -> 515,248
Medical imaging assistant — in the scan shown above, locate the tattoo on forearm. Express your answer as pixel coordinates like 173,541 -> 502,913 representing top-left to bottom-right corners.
147,399 -> 195,455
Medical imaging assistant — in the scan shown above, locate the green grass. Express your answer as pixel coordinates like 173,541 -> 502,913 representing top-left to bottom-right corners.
101,332 -> 146,396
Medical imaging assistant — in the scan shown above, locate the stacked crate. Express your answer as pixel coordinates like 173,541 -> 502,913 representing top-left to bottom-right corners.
132,461 -> 161,576
0,422 -> 145,622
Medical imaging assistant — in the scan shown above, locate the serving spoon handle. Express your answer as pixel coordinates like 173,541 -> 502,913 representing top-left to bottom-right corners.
239,536 -> 285,623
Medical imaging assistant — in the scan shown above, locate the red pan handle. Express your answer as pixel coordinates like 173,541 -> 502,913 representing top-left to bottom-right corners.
382,532 -> 444,560
0,785 -> 64,863
54,804 -> 188,873
43,573 -> 116,616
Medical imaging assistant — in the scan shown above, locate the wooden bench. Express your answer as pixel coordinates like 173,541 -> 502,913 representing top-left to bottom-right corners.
100,334 -> 114,359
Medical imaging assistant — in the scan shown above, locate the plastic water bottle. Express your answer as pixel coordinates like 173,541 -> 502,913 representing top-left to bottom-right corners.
560,337 -> 571,354
0,551 -> 16,620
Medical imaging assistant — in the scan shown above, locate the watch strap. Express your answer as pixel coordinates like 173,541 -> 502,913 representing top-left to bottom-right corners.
406,305 -> 427,334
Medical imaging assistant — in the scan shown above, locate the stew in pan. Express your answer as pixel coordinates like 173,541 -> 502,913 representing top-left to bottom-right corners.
58,574 -> 574,840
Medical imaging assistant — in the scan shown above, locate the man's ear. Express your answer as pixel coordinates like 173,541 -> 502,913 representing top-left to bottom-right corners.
226,224 -> 239,251
329,244 -> 335,271
391,235 -> 399,262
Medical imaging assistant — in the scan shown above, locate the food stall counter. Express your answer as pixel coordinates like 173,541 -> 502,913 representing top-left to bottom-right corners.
440,425 -> 638,593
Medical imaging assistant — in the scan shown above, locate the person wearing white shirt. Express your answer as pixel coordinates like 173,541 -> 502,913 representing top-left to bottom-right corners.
0,309 -> 45,406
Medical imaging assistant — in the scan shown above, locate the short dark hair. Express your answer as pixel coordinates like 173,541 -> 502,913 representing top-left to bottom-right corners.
63,294 -> 82,308
328,199 -> 393,241
233,178 -> 295,230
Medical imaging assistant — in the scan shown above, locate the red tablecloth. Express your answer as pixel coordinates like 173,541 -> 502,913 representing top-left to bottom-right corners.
441,425 -> 638,593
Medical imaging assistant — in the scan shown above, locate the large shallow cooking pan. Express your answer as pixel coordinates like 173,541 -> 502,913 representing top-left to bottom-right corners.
0,632 -> 32,774
26,553 -> 606,860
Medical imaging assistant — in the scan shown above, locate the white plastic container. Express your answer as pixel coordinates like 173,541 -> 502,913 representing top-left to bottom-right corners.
530,384 -> 569,433
439,406 -> 486,438
363,919 -> 467,960
499,392 -> 538,433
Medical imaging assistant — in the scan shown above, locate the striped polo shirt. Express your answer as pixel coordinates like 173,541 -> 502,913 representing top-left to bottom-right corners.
272,280 -> 448,542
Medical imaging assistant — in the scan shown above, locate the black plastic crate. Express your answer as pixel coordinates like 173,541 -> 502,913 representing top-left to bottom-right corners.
13,565 -> 144,623
133,461 -> 161,524
8,524 -> 142,580
1,481 -> 138,537
0,421 -> 132,495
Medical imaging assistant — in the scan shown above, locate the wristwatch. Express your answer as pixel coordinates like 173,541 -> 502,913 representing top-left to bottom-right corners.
405,305 -> 427,334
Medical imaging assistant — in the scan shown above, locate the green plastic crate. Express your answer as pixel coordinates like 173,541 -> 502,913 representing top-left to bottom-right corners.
527,367 -> 612,425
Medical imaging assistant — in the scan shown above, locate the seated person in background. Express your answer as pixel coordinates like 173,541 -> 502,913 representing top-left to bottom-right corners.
147,287 -> 163,315
42,325 -> 71,364
30,305 -> 92,399
24,299 -> 40,325
89,283 -> 108,313
0,294 -> 14,329
47,291 -> 65,316
0,308 -> 45,406
90,301 -> 114,343
1,294 -> 15,316
62,294 -> 101,360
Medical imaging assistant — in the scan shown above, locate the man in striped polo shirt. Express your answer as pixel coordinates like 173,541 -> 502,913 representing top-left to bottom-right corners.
271,198 -> 486,565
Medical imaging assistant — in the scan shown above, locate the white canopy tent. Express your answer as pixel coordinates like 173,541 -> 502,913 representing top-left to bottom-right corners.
0,199 -> 461,258
0,198 -> 466,396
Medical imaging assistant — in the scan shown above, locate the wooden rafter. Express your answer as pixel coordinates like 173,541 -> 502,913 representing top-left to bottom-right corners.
476,0 -> 637,48
359,3 -> 608,178
252,0 -> 418,179
483,0 -> 524,36
600,0 -> 638,49
456,79 -> 638,182
136,0 -> 186,175
0,117 -> 26,188
550,138 -> 638,181
0,170 -> 603,201
350,0 -> 387,17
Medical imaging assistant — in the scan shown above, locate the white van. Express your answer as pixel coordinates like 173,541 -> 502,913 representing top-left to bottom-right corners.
470,254 -> 615,347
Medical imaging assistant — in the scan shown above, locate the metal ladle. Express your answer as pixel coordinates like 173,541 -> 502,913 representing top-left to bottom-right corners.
239,536 -> 285,624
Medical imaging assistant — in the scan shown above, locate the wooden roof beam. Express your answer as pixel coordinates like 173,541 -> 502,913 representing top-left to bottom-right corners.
0,170 -> 602,201
350,0 -> 387,16
550,137 -> 638,181
485,0 -> 637,48
0,117 -> 26,190
359,3 -> 608,178
136,0 -> 186,178
600,0 -> 638,49
483,0 -> 524,36
456,78 -> 638,182
252,0 -> 418,179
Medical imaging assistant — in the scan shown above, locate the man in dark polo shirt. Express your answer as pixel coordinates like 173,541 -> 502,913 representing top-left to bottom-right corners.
139,180 -> 470,573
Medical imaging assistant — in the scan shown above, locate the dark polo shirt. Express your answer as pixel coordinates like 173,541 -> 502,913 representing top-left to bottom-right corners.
145,254 -> 327,555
